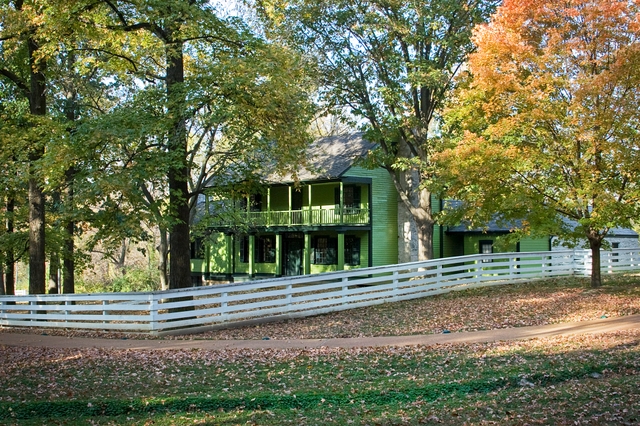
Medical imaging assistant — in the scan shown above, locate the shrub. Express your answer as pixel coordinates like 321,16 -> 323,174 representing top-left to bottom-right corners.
76,268 -> 161,293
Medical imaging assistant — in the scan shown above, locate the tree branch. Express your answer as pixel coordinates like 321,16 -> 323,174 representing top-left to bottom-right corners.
0,68 -> 30,96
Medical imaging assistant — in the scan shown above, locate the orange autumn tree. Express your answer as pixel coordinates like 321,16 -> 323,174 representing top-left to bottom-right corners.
439,0 -> 640,287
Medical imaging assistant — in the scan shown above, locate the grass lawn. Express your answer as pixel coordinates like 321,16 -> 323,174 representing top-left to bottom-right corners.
1,276 -> 639,425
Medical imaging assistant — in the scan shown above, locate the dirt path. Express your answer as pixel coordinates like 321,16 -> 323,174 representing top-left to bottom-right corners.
1,314 -> 638,351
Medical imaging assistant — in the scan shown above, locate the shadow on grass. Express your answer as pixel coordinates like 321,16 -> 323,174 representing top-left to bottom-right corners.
1,358 -> 631,422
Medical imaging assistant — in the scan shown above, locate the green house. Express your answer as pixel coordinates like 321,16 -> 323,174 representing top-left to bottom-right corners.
190,134 -> 561,283
191,134 -> 399,282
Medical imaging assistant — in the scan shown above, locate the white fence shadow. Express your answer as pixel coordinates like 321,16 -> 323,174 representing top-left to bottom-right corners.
2,249 -> 639,335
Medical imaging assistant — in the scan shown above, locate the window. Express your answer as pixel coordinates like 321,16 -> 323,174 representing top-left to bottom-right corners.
345,236 -> 361,266
344,186 -> 361,209
256,235 -> 276,263
292,189 -> 303,210
239,236 -> 249,263
334,185 -> 362,211
612,242 -> 620,263
190,238 -> 205,259
250,194 -> 262,212
313,236 -> 337,265
240,194 -> 263,212
480,240 -> 493,263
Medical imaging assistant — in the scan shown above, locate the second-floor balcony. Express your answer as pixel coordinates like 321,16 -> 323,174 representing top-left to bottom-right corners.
211,207 -> 370,229
199,181 -> 372,230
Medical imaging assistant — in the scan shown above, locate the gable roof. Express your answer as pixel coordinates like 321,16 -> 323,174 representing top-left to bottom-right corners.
445,203 -> 638,238
444,200 -> 523,234
267,133 -> 376,183
446,219 -> 523,234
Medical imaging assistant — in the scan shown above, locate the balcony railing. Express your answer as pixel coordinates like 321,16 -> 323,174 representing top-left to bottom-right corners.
212,207 -> 370,228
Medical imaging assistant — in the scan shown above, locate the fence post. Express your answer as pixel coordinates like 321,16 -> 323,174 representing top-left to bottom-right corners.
509,255 -> 516,279
472,261 -> 481,284
220,292 -> 228,322
583,250 -> 591,277
64,300 -> 71,324
102,300 -> 109,325
286,284 -> 293,312
30,300 -> 37,323
342,277 -> 349,306
391,270 -> 401,299
149,295 -> 158,334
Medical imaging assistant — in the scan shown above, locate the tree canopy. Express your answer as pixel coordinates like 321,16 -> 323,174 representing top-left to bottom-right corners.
255,0 -> 499,260
0,0 -> 313,293
438,0 -> 640,287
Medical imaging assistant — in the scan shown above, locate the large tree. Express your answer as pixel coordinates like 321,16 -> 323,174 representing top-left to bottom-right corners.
255,0 -> 498,260
438,0 -> 640,287
0,0 -> 56,294
87,1 -> 313,289
0,1 -> 312,293
1,1 -> 126,294
0,96 -> 29,296
95,0 -> 203,290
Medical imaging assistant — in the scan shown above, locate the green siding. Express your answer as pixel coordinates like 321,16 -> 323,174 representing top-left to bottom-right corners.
345,165 -> 397,267
433,224 -> 443,259
190,259 -> 205,274
311,183 -> 337,207
233,237 -> 249,274
519,236 -> 551,252
457,234 -> 549,256
270,186 -> 289,210
432,195 -> 444,259
517,236 -> 551,271
443,233 -> 464,258
207,233 -> 228,273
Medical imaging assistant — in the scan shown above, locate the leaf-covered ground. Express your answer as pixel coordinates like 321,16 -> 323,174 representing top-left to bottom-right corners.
1,276 -> 639,425
194,276 -> 639,340
1,330 -> 638,425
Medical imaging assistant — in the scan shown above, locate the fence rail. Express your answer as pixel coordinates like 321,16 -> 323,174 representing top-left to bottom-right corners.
2,249 -> 639,335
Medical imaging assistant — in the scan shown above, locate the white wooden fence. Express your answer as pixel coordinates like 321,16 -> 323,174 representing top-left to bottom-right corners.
1,249 -> 639,335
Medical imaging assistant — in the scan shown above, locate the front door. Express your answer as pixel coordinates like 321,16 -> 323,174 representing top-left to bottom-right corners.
282,233 -> 303,276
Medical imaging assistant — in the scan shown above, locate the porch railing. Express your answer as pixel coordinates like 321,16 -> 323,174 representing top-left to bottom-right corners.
231,207 -> 370,227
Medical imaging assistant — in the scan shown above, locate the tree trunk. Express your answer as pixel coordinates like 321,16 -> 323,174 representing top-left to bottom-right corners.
166,40 -> 192,290
48,253 -> 59,294
114,239 -> 128,276
415,215 -> 435,261
4,197 -> 15,296
27,38 -> 47,295
62,55 -> 77,294
48,189 -> 62,294
62,217 -> 75,294
588,235 -> 602,288
157,229 -> 169,291
28,174 -> 46,295
62,168 -> 75,294
391,160 -> 435,261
